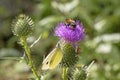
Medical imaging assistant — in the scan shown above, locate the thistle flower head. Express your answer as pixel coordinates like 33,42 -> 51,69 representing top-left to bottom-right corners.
55,19 -> 85,43
11,14 -> 34,37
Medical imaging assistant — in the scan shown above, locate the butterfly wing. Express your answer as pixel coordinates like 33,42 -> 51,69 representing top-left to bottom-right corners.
49,47 -> 63,69
42,47 -> 63,70
42,48 -> 56,70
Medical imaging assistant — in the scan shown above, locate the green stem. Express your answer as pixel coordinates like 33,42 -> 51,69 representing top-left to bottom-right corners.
21,36 -> 39,80
62,67 -> 68,80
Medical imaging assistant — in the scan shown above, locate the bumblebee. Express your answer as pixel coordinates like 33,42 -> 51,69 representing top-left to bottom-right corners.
65,18 -> 76,28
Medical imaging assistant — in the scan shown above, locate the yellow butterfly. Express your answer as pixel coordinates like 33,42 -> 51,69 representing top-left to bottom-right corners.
42,44 -> 63,70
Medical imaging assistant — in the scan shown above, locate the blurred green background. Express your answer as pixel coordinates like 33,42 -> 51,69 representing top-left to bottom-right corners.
0,0 -> 120,80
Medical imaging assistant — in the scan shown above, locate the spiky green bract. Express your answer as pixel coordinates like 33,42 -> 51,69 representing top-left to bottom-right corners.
60,42 -> 79,68
66,68 -> 76,80
11,14 -> 34,37
73,68 -> 87,80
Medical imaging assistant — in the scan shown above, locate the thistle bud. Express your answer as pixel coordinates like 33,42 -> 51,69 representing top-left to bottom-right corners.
73,60 -> 95,80
60,42 -> 79,67
11,14 -> 34,37
73,68 -> 87,80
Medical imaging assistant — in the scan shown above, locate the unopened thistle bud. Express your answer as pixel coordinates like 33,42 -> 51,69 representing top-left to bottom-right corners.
60,42 -> 79,67
73,60 -> 95,80
11,14 -> 34,37
73,68 -> 87,80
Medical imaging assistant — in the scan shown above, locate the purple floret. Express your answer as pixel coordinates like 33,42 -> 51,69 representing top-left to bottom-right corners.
55,20 -> 85,43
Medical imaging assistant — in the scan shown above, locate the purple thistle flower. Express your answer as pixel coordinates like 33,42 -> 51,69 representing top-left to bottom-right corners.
55,19 -> 85,44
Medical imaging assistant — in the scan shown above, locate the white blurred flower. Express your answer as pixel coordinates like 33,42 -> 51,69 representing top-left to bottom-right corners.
94,33 -> 120,44
52,0 -> 79,13
94,19 -> 106,31
96,43 -> 112,54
